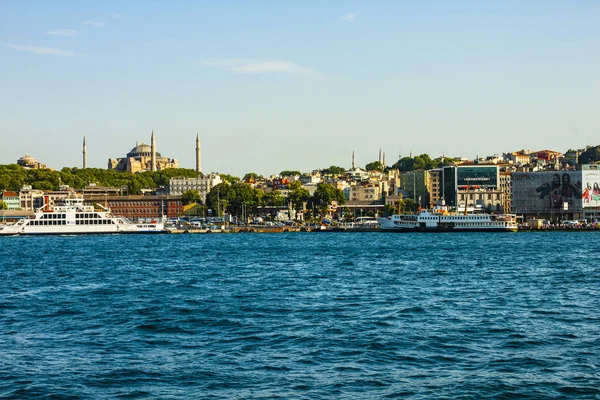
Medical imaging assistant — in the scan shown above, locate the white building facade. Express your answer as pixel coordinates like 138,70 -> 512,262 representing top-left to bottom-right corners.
169,174 -> 222,203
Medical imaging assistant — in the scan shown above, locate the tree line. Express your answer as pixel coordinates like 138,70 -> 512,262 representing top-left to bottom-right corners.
183,180 -> 345,219
0,164 -> 199,194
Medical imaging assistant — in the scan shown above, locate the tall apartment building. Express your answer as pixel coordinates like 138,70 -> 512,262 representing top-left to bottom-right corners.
427,169 -> 442,206
499,172 -> 512,213
400,170 -> 429,207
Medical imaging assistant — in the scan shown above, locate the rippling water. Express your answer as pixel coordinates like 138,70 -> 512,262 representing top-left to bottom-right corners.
1,232 -> 599,398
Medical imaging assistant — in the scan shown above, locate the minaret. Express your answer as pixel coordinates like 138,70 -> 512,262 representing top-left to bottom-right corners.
196,133 -> 202,174
151,129 -> 157,171
383,152 -> 386,168
352,150 -> 356,170
379,148 -> 383,164
82,136 -> 87,169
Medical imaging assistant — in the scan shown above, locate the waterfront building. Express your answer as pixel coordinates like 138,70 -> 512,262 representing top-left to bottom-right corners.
427,169 -> 442,207
441,164 -> 504,212
168,174 -> 222,203
19,186 -> 45,210
349,183 -> 382,202
383,169 -> 401,196
499,172 -> 512,214
108,130 -> 178,173
511,170 -> 583,221
17,154 -> 47,170
400,170 -> 430,208
511,165 -> 600,221
1,191 -> 21,210
81,185 -> 122,197
384,195 -> 402,211
84,195 -> 183,219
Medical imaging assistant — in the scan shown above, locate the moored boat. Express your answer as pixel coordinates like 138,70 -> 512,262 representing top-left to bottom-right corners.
377,208 -> 518,232
0,196 -> 165,236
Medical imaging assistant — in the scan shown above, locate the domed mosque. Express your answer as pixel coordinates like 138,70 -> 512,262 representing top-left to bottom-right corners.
17,154 -> 47,169
108,130 -> 178,173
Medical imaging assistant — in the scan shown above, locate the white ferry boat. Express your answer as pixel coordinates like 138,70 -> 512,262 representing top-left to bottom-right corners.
377,207 -> 518,232
0,196 -> 165,236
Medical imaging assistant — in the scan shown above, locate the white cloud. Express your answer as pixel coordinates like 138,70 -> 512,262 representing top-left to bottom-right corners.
44,29 -> 80,37
82,20 -> 105,27
111,13 -> 124,19
202,58 -> 321,77
9,44 -> 75,56
341,12 -> 358,22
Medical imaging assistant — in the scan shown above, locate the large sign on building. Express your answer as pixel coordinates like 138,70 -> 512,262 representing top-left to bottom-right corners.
512,171 -> 582,214
456,166 -> 499,188
581,165 -> 600,208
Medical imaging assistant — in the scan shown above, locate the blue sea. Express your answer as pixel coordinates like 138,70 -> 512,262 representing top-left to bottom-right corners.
1,232 -> 599,399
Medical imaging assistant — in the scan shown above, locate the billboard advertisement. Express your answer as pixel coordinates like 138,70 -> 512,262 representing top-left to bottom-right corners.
457,166 -> 498,188
582,166 -> 600,208
512,171 -> 582,213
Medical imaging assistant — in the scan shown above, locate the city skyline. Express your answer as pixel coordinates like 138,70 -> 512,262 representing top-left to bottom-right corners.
1,1 -> 599,176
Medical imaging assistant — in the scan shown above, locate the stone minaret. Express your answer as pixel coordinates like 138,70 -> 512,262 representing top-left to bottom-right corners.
196,133 -> 202,174
82,136 -> 87,169
352,150 -> 356,170
151,129 -> 157,171
383,152 -> 386,168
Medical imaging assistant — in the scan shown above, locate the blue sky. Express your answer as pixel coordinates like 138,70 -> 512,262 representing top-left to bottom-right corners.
1,1 -> 599,176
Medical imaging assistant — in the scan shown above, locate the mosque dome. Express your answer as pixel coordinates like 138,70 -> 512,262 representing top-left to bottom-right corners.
127,143 -> 161,158
19,154 -> 35,163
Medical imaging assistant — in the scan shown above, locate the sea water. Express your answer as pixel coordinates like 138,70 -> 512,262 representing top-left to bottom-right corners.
1,232 -> 599,398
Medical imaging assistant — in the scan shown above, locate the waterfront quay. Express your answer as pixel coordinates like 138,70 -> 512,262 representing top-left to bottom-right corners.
167,222 -> 380,234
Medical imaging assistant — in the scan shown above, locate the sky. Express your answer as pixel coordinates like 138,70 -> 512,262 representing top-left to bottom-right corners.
1,1 -> 599,176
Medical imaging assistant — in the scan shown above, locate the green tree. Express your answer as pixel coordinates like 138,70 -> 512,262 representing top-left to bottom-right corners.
393,157 -> 415,172
434,157 -> 459,167
0,201 -> 8,210
280,170 -> 301,177
392,154 -> 439,172
288,181 -> 310,210
312,183 -> 345,215
384,203 -> 397,216
263,190 -> 285,207
182,190 -> 202,205
228,182 -> 257,216
400,198 -> 417,213
365,161 -> 383,171
321,166 -> 346,175
219,174 -> 240,183
128,179 -> 142,195
578,146 -> 600,164
243,172 -> 261,182
205,182 -> 235,216
413,154 -> 435,170
31,180 -> 55,190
